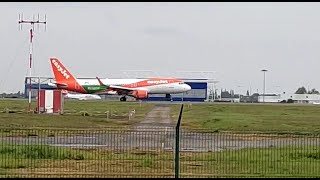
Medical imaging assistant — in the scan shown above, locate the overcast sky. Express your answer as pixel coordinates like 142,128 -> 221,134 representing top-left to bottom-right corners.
1,2 -> 320,94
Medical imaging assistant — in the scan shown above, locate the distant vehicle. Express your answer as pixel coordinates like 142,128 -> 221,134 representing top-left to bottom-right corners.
48,57 -> 191,101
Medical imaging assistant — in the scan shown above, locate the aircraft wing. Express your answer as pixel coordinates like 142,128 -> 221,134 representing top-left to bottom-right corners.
99,85 -> 134,95
95,77 -> 136,95
109,85 -> 134,91
93,86 -> 134,95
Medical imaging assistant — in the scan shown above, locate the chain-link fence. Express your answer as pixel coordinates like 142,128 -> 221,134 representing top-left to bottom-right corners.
0,128 -> 319,178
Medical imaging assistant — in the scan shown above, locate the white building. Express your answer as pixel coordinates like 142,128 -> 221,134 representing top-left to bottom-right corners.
258,93 -> 320,104
258,94 -> 282,103
290,94 -> 320,104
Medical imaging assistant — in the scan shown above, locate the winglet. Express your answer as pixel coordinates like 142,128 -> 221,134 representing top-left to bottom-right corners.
96,76 -> 105,86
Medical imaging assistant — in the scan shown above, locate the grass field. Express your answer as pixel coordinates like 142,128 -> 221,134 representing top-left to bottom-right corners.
0,99 -> 154,129
1,99 -> 320,178
171,103 -> 320,133
0,144 -> 319,177
2,99 -> 320,133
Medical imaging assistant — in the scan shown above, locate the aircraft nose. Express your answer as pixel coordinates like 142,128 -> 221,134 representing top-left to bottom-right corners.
184,84 -> 191,91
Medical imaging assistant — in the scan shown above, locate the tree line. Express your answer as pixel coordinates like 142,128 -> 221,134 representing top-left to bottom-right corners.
295,86 -> 319,94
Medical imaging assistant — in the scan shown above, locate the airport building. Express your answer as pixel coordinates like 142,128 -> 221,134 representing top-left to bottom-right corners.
242,93 -> 320,104
24,77 -> 56,98
253,93 -> 320,103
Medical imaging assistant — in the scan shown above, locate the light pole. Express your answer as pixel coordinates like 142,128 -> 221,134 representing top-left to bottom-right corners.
261,69 -> 268,103
213,80 -> 219,102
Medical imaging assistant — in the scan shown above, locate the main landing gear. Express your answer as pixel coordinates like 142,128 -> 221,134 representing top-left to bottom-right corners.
120,96 -> 127,101
165,94 -> 173,102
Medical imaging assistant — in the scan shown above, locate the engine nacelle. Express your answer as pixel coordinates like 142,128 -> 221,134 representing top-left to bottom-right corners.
61,90 -> 68,95
132,90 -> 148,99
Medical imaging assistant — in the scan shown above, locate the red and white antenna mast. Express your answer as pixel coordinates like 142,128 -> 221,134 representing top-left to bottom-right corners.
18,13 -> 47,112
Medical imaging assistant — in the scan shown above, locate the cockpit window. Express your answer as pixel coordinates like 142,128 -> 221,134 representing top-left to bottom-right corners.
179,82 -> 185,84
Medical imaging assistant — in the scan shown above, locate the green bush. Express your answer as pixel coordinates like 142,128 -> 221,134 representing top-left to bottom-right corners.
0,145 -> 86,160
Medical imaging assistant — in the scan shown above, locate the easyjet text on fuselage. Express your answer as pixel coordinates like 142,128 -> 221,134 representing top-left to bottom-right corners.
147,80 -> 169,84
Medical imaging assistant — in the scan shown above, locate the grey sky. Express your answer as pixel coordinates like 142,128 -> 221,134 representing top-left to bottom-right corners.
1,2 -> 320,94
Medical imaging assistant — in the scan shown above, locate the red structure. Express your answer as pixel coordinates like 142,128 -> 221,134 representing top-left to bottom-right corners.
37,90 -> 64,114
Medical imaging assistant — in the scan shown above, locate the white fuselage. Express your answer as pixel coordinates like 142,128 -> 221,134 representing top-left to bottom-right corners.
76,78 -> 192,94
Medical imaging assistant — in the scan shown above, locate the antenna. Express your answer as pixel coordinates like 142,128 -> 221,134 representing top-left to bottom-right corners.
45,14 -> 47,32
37,13 -> 40,30
18,13 -> 47,112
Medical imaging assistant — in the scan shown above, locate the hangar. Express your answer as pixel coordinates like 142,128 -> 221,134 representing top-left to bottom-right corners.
146,79 -> 207,102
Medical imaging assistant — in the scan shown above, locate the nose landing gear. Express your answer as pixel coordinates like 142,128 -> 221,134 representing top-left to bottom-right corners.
120,96 -> 127,101
165,94 -> 173,101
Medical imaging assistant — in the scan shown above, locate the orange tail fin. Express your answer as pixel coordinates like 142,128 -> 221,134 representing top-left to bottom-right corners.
50,57 -> 77,83
49,57 -> 87,93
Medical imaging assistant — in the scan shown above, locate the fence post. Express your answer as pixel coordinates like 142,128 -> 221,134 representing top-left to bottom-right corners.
175,104 -> 184,178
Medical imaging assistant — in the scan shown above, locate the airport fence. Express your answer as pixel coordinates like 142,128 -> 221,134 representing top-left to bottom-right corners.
0,128 -> 319,178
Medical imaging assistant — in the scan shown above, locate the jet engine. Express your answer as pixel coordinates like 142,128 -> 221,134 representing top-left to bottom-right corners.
132,90 -> 148,99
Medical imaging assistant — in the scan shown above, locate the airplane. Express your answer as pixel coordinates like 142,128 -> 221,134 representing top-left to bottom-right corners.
48,57 -> 192,101
61,90 -> 102,100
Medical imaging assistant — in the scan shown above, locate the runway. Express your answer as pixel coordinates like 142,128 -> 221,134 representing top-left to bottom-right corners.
0,128 -> 319,152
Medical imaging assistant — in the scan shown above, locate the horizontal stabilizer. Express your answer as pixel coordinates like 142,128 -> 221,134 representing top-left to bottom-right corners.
48,82 -> 68,87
